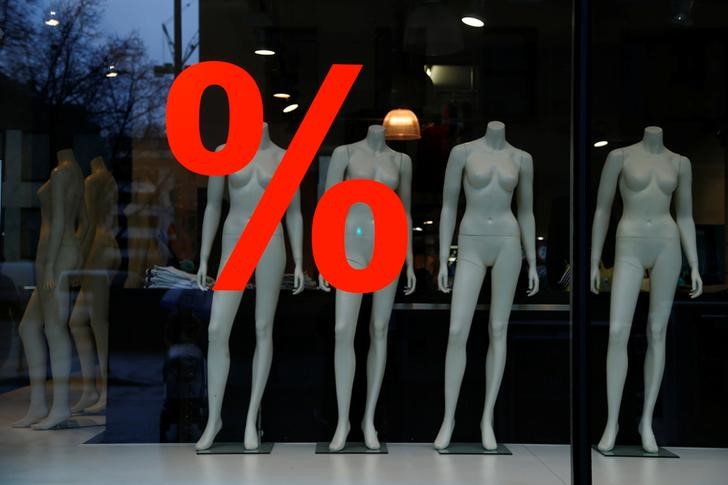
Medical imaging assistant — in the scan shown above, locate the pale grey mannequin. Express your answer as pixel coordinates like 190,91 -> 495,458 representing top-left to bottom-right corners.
318,124 -> 416,451
434,121 -> 539,450
13,148 -> 87,429
69,156 -> 120,414
591,126 -> 702,453
194,123 -> 304,451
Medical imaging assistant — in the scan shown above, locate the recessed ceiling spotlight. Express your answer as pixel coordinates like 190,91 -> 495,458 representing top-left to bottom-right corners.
594,140 -> 609,148
461,16 -> 485,28
254,49 -> 275,56
273,93 -> 291,99
283,103 -> 299,113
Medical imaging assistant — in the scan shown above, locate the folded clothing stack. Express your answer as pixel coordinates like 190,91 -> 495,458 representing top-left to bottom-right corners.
145,265 -> 214,289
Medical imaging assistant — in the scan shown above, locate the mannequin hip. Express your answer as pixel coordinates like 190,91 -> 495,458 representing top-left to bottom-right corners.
614,236 -> 681,271
456,234 -> 522,271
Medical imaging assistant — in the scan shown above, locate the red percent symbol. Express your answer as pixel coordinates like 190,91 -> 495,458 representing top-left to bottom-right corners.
166,61 -> 407,293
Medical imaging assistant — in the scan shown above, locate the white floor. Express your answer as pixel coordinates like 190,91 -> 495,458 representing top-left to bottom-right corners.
2,387 -> 728,485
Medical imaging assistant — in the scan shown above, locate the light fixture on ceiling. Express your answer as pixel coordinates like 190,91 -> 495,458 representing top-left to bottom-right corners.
537,236 -> 545,241
254,49 -> 275,56
273,92 -> 291,99
45,10 -> 59,27
413,227 -> 424,232
461,15 -> 484,28
106,65 -> 118,78
283,103 -> 299,113
423,220 -> 434,225
383,108 -> 421,141
594,140 -> 608,148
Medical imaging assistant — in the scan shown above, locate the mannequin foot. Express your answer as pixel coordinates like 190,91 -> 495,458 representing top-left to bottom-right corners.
329,421 -> 350,452
71,389 -> 99,414
12,405 -> 49,428
434,419 -> 454,450
195,418 -> 222,451
31,408 -> 71,430
244,421 -> 259,450
597,423 -> 619,452
480,420 -> 497,451
84,394 -> 107,414
639,419 -> 658,453
362,419 -> 380,450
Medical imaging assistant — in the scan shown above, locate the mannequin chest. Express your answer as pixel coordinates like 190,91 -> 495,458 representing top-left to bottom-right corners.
464,149 -> 519,192
345,148 -> 400,190
620,151 -> 678,195
227,151 -> 279,191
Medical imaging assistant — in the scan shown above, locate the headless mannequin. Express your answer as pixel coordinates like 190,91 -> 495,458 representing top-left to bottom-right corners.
13,149 -> 87,429
69,157 -> 120,413
195,123 -> 304,451
124,170 -> 165,288
434,121 -> 539,450
591,126 -> 702,453
318,125 -> 416,451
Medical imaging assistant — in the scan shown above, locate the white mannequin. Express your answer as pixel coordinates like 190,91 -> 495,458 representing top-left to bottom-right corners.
591,126 -> 702,453
318,124 -> 416,451
434,121 -> 539,450
69,156 -> 120,413
13,148 -> 87,429
194,123 -> 304,451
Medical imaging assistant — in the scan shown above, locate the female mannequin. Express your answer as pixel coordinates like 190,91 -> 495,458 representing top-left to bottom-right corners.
13,148 -> 86,429
195,122 -> 304,451
124,169 -> 165,288
591,126 -> 702,453
318,124 -> 416,451
69,156 -> 120,413
434,121 -> 539,450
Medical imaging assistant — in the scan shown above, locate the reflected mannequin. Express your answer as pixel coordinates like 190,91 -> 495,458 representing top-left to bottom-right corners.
318,125 -> 416,451
591,126 -> 702,453
13,149 -> 87,429
69,157 -> 120,413
434,121 -> 539,450
195,123 -> 304,451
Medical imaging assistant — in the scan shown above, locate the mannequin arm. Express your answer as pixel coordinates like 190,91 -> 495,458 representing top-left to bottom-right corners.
438,146 -> 465,292
398,154 -> 416,295
197,174 -> 224,289
590,149 -> 622,293
45,169 -> 68,288
285,185 -> 304,294
318,146 -> 349,291
517,152 -> 539,296
675,156 -> 703,298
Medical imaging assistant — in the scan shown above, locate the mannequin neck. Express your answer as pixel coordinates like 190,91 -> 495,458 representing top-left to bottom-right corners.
366,125 -> 386,153
641,126 -> 664,154
90,157 -> 107,173
56,149 -> 77,166
259,123 -> 271,150
483,121 -> 506,150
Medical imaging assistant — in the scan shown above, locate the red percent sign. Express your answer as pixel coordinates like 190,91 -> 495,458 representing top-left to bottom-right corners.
166,61 -> 408,293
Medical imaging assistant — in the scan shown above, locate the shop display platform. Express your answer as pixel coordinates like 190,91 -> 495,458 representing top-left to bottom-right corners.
593,445 -> 679,458
196,442 -> 274,454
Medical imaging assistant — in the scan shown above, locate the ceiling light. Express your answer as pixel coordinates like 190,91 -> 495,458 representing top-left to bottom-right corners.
461,16 -> 484,28
273,92 -> 291,99
537,236 -> 545,241
423,220 -> 434,225
413,227 -> 424,232
254,49 -> 275,56
45,10 -> 59,27
383,108 -> 421,140
106,65 -> 118,78
594,140 -> 608,148
283,103 -> 299,113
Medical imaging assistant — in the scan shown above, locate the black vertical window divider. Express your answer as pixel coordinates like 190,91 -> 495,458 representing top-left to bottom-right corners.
571,0 -> 592,483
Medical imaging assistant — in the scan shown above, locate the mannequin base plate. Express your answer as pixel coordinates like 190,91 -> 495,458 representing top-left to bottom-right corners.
315,442 -> 388,454
43,416 -> 106,430
196,442 -> 274,455
436,443 -> 512,455
593,445 -> 678,458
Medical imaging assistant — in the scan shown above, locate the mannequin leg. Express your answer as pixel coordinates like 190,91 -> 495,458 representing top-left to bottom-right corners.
361,277 -> 398,449
639,242 -> 680,453
84,275 -> 112,413
244,236 -> 285,450
434,260 -> 486,449
597,257 -> 643,451
33,259 -> 75,430
481,243 -> 521,450
13,290 -> 48,427
195,289 -> 243,450
69,288 -> 98,413
329,289 -> 364,451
